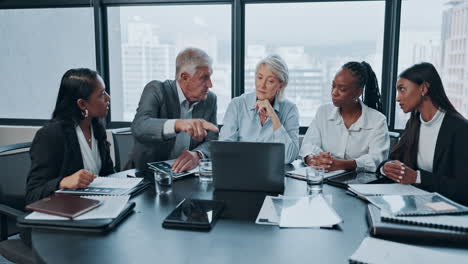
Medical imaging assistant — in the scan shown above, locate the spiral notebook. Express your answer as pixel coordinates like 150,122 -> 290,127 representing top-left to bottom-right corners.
366,204 -> 468,245
366,192 -> 468,216
380,210 -> 468,232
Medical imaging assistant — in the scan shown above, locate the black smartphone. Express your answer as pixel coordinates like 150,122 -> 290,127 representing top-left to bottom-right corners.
162,199 -> 224,231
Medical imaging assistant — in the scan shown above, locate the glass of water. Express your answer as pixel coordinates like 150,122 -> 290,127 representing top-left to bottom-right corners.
199,159 -> 213,182
154,170 -> 172,194
306,166 -> 325,194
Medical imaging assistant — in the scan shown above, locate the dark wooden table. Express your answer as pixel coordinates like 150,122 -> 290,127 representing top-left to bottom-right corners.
31,172 -> 371,264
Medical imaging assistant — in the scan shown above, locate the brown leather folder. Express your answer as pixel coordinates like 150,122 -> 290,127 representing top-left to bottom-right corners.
25,194 -> 102,218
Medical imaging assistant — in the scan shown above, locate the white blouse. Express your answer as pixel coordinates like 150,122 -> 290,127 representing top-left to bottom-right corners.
76,125 -> 102,175
300,100 -> 390,172
417,110 -> 445,173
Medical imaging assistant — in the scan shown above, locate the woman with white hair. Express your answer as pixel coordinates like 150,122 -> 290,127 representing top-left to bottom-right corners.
219,55 -> 299,163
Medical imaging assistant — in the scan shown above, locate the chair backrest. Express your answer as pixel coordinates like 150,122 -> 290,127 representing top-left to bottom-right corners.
111,128 -> 134,172
0,142 -> 32,238
388,131 -> 400,151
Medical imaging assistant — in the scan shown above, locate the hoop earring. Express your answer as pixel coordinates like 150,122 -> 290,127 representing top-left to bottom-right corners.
82,109 -> 88,118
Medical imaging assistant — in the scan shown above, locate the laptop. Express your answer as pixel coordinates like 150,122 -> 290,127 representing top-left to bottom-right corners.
210,141 -> 285,193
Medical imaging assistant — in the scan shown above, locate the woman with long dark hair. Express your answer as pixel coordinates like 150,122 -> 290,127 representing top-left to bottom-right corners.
26,68 -> 114,204
300,61 -> 390,172
380,62 -> 468,205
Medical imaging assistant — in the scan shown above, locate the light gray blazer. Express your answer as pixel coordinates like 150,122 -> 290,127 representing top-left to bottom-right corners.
127,80 -> 218,170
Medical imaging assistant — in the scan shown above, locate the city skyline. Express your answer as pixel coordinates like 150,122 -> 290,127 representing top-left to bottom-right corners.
2,1 -> 466,128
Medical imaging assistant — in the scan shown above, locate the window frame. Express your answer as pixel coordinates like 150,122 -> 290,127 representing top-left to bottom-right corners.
0,0 -> 404,134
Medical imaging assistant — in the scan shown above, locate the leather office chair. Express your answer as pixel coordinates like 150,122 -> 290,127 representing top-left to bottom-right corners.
112,127 -> 134,172
0,142 -> 35,264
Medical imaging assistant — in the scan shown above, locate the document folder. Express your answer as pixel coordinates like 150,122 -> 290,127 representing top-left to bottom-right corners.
25,194 -> 101,218
17,202 -> 135,233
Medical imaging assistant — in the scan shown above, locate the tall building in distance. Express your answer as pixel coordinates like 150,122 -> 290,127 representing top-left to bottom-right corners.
120,22 -> 231,122
441,0 -> 468,116
122,23 -> 175,120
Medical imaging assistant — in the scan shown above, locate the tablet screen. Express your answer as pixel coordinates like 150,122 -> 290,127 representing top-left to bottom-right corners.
163,199 -> 224,228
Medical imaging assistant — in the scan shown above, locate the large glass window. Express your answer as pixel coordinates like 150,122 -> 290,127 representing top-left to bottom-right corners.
107,5 -> 232,123
397,0 -> 468,129
0,8 -> 96,119
245,2 -> 385,126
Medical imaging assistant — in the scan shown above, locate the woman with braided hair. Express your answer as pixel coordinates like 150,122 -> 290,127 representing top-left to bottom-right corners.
299,61 -> 390,172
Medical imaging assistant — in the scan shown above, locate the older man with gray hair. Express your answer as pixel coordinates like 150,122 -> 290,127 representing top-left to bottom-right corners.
127,47 -> 218,172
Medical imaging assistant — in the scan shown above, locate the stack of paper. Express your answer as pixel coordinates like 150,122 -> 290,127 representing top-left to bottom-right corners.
56,177 -> 143,195
256,195 -> 342,228
25,195 -> 130,220
350,237 -> 468,263
347,183 -> 428,201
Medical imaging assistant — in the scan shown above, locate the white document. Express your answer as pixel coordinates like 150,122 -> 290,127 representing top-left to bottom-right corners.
88,177 -> 142,189
348,183 -> 428,197
286,167 -> 345,180
255,196 -> 282,225
55,177 -> 143,195
25,195 -> 130,220
279,195 -> 342,228
350,237 -> 468,264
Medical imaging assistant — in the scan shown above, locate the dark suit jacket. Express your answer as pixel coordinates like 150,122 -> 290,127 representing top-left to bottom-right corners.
127,80 -> 218,170
26,120 -> 114,204
379,114 -> 468,205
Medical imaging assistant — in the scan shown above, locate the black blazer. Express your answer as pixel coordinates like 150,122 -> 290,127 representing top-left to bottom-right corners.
26,120 -> 114,204
379,114 -> 468,205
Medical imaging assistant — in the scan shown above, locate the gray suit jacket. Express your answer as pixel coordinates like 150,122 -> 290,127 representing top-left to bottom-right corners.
127,80 -> 218,170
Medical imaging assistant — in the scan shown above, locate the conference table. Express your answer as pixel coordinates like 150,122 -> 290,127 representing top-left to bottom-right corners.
31,168 -> 372,264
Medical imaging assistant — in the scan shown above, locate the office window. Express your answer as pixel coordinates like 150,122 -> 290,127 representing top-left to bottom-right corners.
245,2 -> 385,126
0,8 -> 96,119
397,0 -> 468,129
108,5 -> 232,123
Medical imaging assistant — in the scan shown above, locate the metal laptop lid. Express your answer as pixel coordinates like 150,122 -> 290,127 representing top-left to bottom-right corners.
210,141 -> 285,193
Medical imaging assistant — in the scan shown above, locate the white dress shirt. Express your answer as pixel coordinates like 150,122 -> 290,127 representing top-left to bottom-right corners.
162,82 -> 200,159
76,125 -> 101,175
300,100 -> 390,172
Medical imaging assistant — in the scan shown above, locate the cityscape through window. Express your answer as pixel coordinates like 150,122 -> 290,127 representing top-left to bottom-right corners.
244,2 -> 385,126
396,0 -> 468,129
108,5 -> 231,123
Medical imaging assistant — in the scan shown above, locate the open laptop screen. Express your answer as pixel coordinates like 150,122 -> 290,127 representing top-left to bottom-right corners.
210,141 -> 285,193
